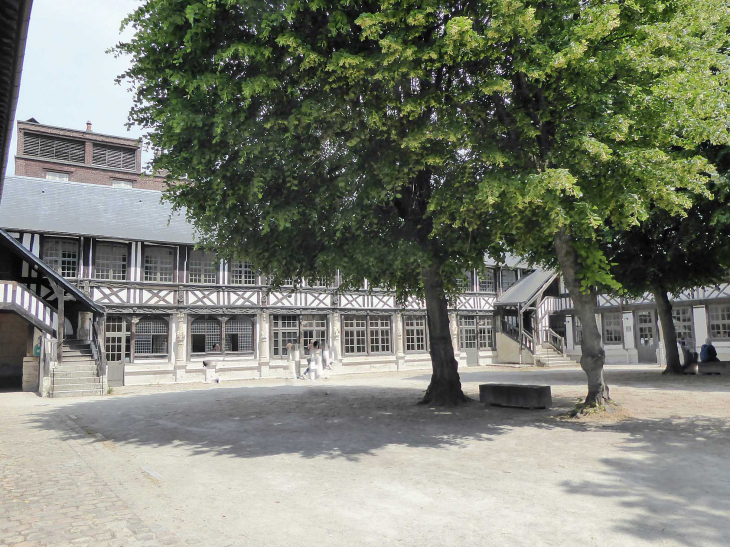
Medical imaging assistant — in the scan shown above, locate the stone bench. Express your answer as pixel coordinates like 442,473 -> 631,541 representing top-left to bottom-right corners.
698,361 -> 730,375
479,383 -> 552,409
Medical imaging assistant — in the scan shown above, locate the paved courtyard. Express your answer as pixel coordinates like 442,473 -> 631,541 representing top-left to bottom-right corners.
2,365 -> 730,547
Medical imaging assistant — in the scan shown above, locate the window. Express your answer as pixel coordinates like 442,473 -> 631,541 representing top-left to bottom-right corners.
368,316 -> 391,354
459,316 -> 477,350
105,316 -> 128,362
477,316 -> 494,349
144,246 -> 174,282
189,250 -> 217,284
190,318 -> 222,353
272,315 -> 299,357
501,269 -> 518,291
456,272 -> 472,293
672,308 -> 694,347
112,179 -> 133,189
225,318 -> 254,353
302,315 -> 327,355
92,144 -> 136,170
23,134 -> 85,163
574,316 -> 583,346
709,305 -> 730,340
308,278 -> 327,288
42,238 -> 78,278
478,269 -> 496,293
135,318 -> 168,356
45,171 -> 69,181
95,243 -> 128,280
405,315 -> 427,352
603,312 -> 622,344
343,316 -> 367,355
230,261 -> 257,285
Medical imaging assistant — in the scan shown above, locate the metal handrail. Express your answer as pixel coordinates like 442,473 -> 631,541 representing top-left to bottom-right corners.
521,330 -> 534,353
501,320 -> 520,342
91,321 -> 107,395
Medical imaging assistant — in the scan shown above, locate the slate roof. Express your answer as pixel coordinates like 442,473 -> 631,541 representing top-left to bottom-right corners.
0,176 -> 196,244
496,269 -> 557,307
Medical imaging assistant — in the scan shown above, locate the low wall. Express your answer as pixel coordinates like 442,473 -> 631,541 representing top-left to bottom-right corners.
495,333 -> 533,365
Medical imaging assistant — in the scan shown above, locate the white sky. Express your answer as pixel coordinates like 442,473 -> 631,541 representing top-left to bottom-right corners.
9,0 -> 153,174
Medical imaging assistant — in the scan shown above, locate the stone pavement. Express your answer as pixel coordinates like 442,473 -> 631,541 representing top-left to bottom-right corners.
0,394 -> 184,547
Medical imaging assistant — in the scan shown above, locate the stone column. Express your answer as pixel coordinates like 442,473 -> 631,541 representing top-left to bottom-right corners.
130,316 -> 139,364
693,305 -> 708,354
565,316 -> 574,350
219,317 -> 228,357
174,311 -> 187,382
394,312 -> 405,370
258,311 -> 270,377
331,312 -> 342,369
449,312 -> 464,367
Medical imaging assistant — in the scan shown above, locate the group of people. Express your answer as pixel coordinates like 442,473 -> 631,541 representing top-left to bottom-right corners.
679,338 -> 720,371
285,340 -> 332,380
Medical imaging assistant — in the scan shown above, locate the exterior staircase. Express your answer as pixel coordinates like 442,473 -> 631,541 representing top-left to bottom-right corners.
51,339 -> 104,398
533,345 -> 580,368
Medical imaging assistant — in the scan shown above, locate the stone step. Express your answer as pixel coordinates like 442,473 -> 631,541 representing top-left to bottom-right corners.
54,365 -> 97,374
52,389 -> 104,398
53,381 -> 103,391
53,376 -> 100,386
59,356 -> 96,363
62,349 -> 93,357
53,369 -> 99,378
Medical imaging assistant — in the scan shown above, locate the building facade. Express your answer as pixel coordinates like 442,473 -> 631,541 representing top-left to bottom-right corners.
2,122 -> 730,392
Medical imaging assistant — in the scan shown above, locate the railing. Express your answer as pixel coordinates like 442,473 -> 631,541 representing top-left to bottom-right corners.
91,320 -> 107,395
501,320 -> 519,342
542,328 -> 566,356
521,331 -> 534,354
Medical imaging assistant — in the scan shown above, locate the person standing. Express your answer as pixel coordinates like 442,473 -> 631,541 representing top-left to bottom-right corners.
308,340 -> 322,380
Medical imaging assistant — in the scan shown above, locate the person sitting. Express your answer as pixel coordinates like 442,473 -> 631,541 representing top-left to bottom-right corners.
700,338 -> 720,362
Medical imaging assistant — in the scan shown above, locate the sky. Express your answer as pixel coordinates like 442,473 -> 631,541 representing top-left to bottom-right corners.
9,0 -> 152,174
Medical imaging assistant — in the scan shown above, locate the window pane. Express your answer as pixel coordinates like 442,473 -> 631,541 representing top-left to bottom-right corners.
225,318 -> 254,352
191,318 -> 221,352
405,315 -> 426,352
369,316 -> 391,353
144,247 -> 174,282
42,238 -> 78,278
709,305 -> 730,339
603,313 -> 623,344
95,243 -> 128,280
501,269 -> 518,291
189,250 -> 217,284
272,315 -> 299,357
478,270 -> 496,293
230,261 -> 256,285
344,316 -> 367,354
458,316 -> 477,350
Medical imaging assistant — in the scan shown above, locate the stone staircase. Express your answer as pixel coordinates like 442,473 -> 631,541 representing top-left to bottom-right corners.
533,345 -> 580,368
51,339 -> 104,398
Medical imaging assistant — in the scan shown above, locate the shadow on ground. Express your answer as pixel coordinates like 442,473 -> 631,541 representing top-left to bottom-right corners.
27,374 -> 730,546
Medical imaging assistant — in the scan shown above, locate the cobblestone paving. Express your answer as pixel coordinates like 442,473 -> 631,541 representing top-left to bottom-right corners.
0,397 -> 184,547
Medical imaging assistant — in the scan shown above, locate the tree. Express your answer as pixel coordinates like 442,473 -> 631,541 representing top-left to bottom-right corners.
115,0 -> 513,405
437,0 -> 729,404
603,146 -> 730,374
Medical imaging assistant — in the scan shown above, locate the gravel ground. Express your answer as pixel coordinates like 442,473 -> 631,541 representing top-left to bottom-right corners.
2,364 -> 729,547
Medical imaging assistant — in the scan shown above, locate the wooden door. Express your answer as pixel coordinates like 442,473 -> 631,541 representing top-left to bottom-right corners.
636,311 -> 658,363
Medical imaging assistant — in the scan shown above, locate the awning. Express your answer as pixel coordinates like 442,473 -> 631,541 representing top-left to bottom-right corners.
495,269 -> 557,308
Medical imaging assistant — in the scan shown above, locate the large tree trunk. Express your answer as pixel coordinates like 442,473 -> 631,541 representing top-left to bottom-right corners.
554,230 -> 609,406
653,286 -> 682,374
420,264 -> 468,406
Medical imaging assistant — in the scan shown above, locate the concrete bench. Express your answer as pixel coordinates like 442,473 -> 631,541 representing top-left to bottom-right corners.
479,383 -> 552,409
698,361 -> 730,375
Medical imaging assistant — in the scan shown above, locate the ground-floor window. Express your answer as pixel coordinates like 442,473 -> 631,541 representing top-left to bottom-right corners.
709,305 -> 730,340
225,318 -> 254,353
342,315 -> 392,355
272,315 -> 299,358
301,315 -> 327,355
672,307 -> 695,347
191,317 -> 222,353
105,315 -> 130,362
574,316 -> 583,346
602,312 -> 622,344
135,317 -> 169,356
459,316 -> 493,350
405,315 -> 427,352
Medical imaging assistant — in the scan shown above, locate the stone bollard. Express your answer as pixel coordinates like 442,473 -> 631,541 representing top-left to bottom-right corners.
203,360 -> 218,383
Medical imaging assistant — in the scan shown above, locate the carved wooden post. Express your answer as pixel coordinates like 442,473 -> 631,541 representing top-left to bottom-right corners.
130,316 -> 139,364
219,316 -> 228,357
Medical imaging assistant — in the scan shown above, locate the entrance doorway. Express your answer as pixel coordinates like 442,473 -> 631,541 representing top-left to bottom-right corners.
636,310 -> 658,363
105,316 -> 130,386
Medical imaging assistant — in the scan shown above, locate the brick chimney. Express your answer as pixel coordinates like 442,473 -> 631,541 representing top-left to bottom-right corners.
86,121 -> 92,132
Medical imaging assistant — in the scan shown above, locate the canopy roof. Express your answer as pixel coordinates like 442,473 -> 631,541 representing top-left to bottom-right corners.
496,269 -> 557,308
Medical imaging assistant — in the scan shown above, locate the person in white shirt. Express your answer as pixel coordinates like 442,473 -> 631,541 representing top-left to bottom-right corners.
308,340 -> 322,380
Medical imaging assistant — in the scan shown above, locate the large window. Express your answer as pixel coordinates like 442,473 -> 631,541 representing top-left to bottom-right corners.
272,315 -> 299,358
603,312 -> 622,344
459,316 -> 494,350
343,316 -> 392,355
95,243 -> 128,280
369,316 -> 392,354
343,316 -> 367,355
225,318 -> 254,353
24,133 -> 85,163
230,261 -> 257,285
191,318 -> 221,353
302,315 -> 327,355
92,144 -> 136,170
105,316 -> 129,362
135,318 -> 168,356
501,269 -> 518,291
455,272 -> 472,293
405,315 -> 427,352
672,308 -> 695,347
478,316 -> 494,349
574,316 -> 583,346
42,238 -> 78,278
478,269 -> 496,293
709,305 -> 730,340
189,250 -> 217,284
144,246 -> 174,282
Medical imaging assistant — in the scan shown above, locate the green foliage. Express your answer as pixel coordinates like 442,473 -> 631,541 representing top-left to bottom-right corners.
115,0 -> 730,299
